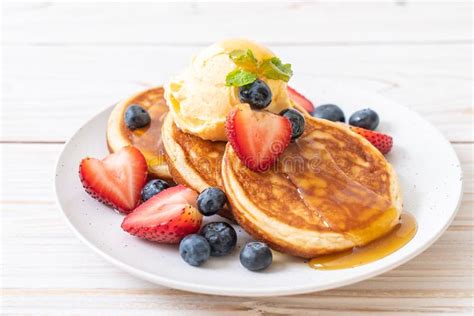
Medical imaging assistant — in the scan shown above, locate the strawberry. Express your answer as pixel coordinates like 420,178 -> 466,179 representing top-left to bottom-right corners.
225,105 -> 292,172
287,86 -> 315,113
79,146 -> 148,214
349,126 -> 393,154
121,185 -> 201,243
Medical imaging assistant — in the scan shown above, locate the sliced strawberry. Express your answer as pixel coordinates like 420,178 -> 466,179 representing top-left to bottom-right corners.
121,185 -> 201,243
79,146 -> 148,214
349,126 -> 393,154
225,105 -> 292,172
287,86 -> 314,114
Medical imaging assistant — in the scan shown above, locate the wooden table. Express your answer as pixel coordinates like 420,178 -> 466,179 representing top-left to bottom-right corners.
2,2 -> 473,314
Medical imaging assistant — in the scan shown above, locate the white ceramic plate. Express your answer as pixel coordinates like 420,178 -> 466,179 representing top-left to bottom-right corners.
55,77 -> 463,297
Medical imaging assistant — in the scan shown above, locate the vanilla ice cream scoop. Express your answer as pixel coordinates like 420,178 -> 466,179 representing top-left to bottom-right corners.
164,39 -> 291,141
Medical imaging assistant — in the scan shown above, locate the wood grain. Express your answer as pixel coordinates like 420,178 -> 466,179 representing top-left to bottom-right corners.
3,2 -> 472,45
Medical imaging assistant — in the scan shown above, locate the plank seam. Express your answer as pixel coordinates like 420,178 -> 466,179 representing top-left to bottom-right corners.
3,40 -> 473,48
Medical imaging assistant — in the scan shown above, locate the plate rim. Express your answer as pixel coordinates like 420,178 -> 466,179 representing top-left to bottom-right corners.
54,87 -> 464,297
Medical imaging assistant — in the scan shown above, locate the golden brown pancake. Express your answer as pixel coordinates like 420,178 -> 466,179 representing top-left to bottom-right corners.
162,113 -> 226,190
107,87 -> 171,179
222,116 -> 402,258
162,113 -> 233,219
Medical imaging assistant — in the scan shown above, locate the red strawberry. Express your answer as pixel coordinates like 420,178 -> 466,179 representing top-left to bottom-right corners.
121,185 -> 201,243
225,105 -> 292,172
79,146 -> 148,214
349,126 -> 393,154
287,86 -> 314,113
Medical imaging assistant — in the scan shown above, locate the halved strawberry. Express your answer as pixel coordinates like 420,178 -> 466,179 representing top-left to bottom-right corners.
121,185 -> 201,243
287,86 -> 314,114
349,126 -> 393,154
79,146 -> 148,214
225,105 -> 292,172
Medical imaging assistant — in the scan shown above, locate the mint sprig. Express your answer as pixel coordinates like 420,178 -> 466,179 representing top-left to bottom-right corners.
229,49 -> 258,71
226,49 -> 292,87
260,57 -> 293,82
225,69 -> 258,87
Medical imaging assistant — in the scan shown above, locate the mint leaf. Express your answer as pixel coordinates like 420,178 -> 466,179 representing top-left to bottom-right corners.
260,57 -> 293,82
225,69 -> 258,87
229,49 -> 258,70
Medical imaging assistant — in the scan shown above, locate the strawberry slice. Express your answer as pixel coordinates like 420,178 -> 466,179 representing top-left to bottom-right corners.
121,185 -> 201,243
79,146 -> 148,214
349,126 -> 393,154
225,105 -> 292,172
287,86 -> 314,114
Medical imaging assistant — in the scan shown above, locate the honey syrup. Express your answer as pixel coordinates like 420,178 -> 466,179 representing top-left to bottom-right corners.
309,212 -> 417,270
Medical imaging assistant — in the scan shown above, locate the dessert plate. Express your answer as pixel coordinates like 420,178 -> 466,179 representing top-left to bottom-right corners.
55,76 -> 463,297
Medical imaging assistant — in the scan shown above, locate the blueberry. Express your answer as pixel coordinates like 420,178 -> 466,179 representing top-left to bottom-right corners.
197,187 -> 227,216
349,108 -> 379,130
179,234 -> 211,267
313,104 -> 345,122
240,241 -> 273,271
125,104 -> 151,130
239,79 -> 272,110
141,179 -> 170,202
280,108 -> 305,140
200,222 -> 237,256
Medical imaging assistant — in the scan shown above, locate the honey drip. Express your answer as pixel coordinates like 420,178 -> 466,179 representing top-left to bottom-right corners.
129,105 -> 168,156
309,212 -> 417,270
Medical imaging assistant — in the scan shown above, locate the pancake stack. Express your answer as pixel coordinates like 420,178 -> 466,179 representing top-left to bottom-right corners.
106,86 -> 402,258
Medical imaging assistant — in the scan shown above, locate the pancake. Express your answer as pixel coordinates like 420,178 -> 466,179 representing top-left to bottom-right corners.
107,87 -> 171,179
222,116 -> 402,258
162,113 -> 234,219
162,112 -> 226,190
160,98 -> 307,188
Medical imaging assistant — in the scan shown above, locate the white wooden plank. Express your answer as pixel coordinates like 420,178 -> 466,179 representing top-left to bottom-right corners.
3,44 -> 472,142
3,2 -> 472,45
2,288 -> 473,315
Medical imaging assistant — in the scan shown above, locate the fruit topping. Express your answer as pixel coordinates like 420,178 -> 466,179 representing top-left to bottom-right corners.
349,126 -> 393,154
179,234 -> 211,266
141,179 -> 171,202
280,108 -> 306,140
79,146 -> 147,214
238,79 -> 272,110
200,222 -> 237,257
349,108 -> 379,130
121,185 -> 201,243
313,104 -> 345,122
287,86 -> 315,113
225,106 -> 291,172
240,241 -> 273,271
125,104 -> 151,130
197,187 -> 227,216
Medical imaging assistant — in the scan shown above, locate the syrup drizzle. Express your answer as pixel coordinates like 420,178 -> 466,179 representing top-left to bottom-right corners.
129,105 -> 168,155
309,212 -> 417,270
